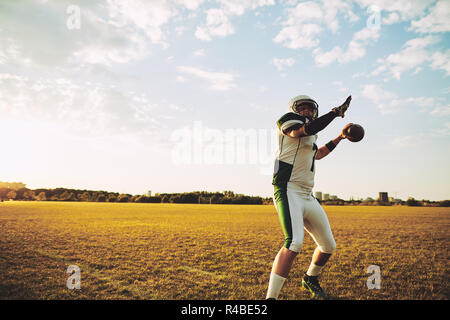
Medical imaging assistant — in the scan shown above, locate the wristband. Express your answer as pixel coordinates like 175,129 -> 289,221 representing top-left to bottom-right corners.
326,140 -> 336,152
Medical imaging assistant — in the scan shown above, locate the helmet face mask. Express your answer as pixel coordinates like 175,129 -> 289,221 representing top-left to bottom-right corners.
294,101 -> 318,120
288,95 -> 319,120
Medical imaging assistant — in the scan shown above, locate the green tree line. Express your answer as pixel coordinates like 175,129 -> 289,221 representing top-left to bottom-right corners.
0,182 -> 448,206
0,186 -> 266,205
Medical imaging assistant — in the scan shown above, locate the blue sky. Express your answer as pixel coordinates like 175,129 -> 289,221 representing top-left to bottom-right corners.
0,0 -> 449,201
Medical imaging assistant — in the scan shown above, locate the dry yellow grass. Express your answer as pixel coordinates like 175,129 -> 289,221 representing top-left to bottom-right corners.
0,201 -> 448,300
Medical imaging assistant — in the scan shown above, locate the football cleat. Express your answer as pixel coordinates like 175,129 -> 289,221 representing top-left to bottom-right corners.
302,274 -> 329,299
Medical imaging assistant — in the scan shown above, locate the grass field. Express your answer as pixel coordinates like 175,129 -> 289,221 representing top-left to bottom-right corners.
0,201 -> 448,300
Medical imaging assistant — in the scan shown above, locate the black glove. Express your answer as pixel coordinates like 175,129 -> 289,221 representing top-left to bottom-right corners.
332,95 -> 352,118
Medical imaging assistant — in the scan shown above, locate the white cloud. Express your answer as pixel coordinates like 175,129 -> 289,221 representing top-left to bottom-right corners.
430,123 -> 450,137
429,50 -> 450,75
274,24 -> 322,49
371,35 -> 443,79
274,0 -> 358,51
361,83 -> 442,115
354,0 -> 435,22
382,12 -> 400,25
0,0 -> 180,69
412,67 -> 423,75
174,0 -> 205,11
271,57 -> 295,71
193,48 -> 206,57
0,38 -> 21,65
405,35 -> 441,49
0,73 -> 160,137
332,80 -> 349,93
219,0 -> 275,15
409,0 -> 450,33
361,84 -> 399,114
273,2 -> 322,49
106,0 -> 175,47
175,26 -> 186,36
283,0 -> 298,6
405,97 -> 436,108
176,65 -> 236,91
195,0 -> 274,41
353,27 -> 379,42
195,8 -> 235,41
313,27 -> 379,67
392,135 -> 423,147
430,106 -> 450,116
70,33 -> 148,66
285,1 -> 323,24
313,46 -> 342,67
392,122 -> 450,147
320,0 -> 359,33
168,103 -> 187,112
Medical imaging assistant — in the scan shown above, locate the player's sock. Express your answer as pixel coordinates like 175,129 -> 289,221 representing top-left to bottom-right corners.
266,272 -> 286,299
306,263 -> 324,276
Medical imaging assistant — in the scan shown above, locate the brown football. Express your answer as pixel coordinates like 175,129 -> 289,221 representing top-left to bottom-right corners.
345,124 -> 364,142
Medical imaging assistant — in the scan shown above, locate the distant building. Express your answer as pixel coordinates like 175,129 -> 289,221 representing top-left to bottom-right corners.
330,195 -> 338,200
323,193 -> 330,200
147,190 -> 152,197
314,192 -> 323,201
379,192 -> 389,202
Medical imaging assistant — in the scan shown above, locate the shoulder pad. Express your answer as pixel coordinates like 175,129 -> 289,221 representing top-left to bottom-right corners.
277,112 -> 306,129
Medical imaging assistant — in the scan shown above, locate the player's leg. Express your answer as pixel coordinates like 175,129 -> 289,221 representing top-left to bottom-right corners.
271,247 -> 298,278
266,247 -> 297,299
310,246 -> 332,270
266,186 -> 305,299
301,197 -> 336,298
304,197 -> 336,272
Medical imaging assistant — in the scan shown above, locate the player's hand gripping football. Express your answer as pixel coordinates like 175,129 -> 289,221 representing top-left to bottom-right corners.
333,95 -> 352,118
339,123 -> 353,140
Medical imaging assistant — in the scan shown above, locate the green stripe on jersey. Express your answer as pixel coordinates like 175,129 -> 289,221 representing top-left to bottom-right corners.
272,160 -> 294,186
277,113 -> 306,129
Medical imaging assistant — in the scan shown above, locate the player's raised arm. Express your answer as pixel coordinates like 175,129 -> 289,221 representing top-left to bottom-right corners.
284,96 -> 352,138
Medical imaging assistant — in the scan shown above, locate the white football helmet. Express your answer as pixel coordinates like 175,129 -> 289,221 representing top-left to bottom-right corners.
288,95 -> 319,120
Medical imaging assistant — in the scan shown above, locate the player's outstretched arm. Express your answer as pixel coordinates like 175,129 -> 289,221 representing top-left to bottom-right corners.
316,123 -> 352,160
285,96 -> 352,138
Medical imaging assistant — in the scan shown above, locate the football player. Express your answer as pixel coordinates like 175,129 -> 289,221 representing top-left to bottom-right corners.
266,95 -> 352,299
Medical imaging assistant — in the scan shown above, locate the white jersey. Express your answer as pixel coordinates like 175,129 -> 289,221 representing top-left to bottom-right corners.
273,112 -> 318,191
